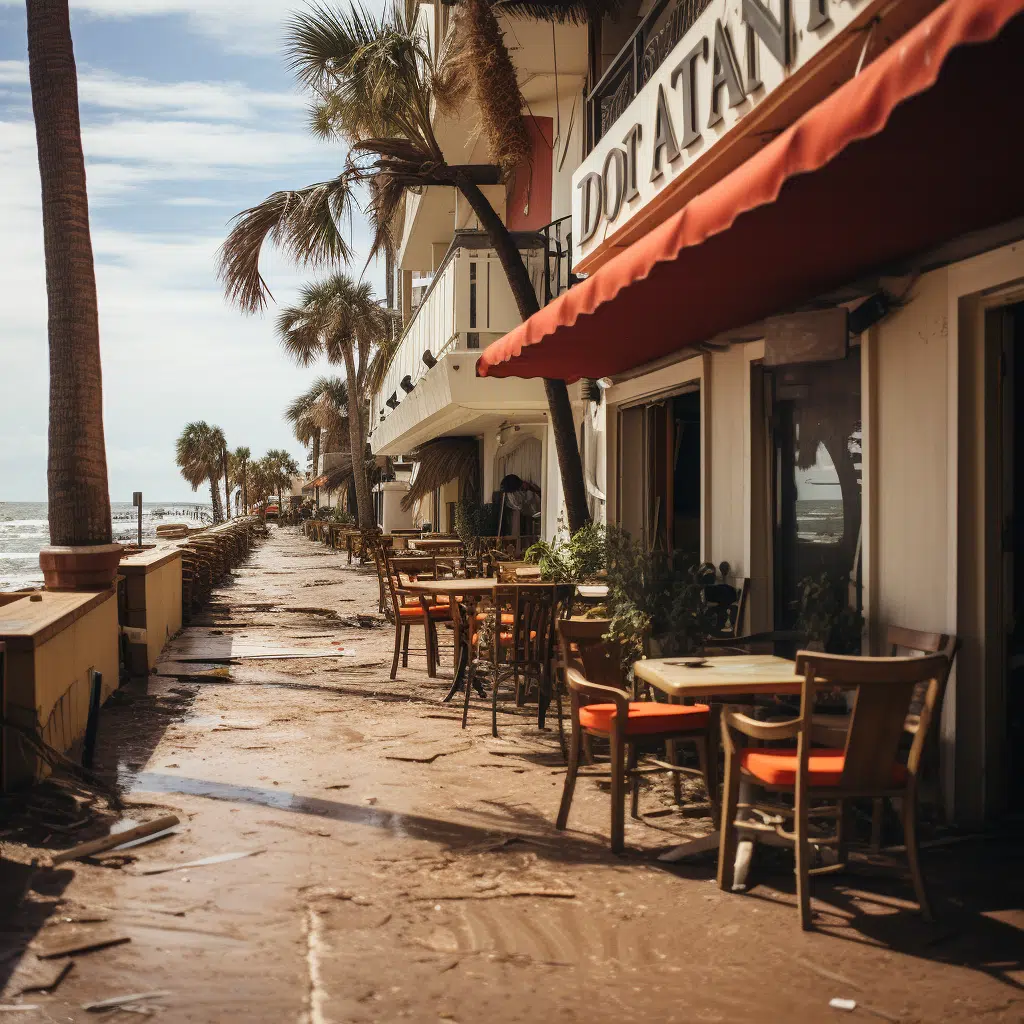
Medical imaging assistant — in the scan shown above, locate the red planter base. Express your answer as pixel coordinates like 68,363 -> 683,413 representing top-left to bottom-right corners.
40,544 -> 124,591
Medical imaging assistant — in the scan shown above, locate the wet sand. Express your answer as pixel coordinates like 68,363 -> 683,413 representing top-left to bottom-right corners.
1,526 -> 1021,1021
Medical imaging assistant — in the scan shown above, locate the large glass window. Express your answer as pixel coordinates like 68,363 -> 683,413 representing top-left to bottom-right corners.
770,351 -> 862,631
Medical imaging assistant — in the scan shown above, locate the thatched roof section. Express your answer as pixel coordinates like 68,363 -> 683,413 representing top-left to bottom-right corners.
401,437 -> 480,511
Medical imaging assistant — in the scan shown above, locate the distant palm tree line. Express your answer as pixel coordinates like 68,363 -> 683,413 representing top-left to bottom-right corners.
175,424 -> 298,522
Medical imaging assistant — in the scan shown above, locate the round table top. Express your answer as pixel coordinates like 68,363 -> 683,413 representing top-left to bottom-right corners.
408,538 -> 464,550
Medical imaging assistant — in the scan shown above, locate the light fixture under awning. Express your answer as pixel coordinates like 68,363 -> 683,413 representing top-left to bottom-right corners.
476,0 -> 1024,382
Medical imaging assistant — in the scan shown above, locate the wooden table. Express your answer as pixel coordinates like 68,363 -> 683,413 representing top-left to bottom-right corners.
402,579 -> 497,700
634,654 -> 799,868
408,538 -> 464,551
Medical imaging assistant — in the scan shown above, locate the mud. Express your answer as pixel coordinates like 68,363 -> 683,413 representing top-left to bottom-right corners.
0,526 -> 1020,1021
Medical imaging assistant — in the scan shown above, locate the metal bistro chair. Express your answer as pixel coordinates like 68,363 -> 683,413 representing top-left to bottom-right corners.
373,544 -> 451,680
555,619 -> 717,854
718,650 -> 951,930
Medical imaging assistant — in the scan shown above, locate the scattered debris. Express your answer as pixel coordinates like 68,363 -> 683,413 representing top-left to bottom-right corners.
364,797 -> 378,806
50,815 -> 180,866
412,888 -> 575,901
16,958 -> 74,995
324,783 -> 350,790
385,742 -> 472,764
795,957 -> 863,991
134,849 -> 264,875
36,932 -> 131,959
0,1005 -> 40,1012
83,991 -> 172,1012
829,998 -> 857,1012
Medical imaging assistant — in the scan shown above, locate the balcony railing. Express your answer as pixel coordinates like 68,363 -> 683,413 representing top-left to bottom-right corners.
372,233 -> 546,429
586,0 -> 714,152
541,216 -> 579,304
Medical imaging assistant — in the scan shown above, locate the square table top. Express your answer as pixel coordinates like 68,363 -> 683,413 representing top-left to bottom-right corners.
634,654 -> 800,699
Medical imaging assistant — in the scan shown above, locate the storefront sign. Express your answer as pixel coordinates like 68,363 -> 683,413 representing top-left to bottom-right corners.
574,0 -> 866,263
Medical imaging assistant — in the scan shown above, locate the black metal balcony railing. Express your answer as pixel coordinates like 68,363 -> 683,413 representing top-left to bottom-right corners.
541,216 -> 579,305
586,0 -> 714,152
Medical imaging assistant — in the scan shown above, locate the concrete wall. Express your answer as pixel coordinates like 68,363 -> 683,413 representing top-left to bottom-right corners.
2,589 -> 119,789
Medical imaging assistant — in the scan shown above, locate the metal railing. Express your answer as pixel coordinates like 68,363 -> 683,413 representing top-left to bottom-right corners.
541,215 -> 579,304
586,0 -> 714,152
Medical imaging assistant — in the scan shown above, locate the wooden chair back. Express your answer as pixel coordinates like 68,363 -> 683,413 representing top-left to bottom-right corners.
372,543 -> 407,622
556,618 -> 624,690
794,652 -> 949,790
704,576 -> 750,639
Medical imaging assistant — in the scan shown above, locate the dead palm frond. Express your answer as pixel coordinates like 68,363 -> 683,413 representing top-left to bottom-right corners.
401,437 -> 481,510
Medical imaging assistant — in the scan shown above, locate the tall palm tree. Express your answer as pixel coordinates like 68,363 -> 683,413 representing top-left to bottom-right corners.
218,0 -> 594,532
286,376 -> 351,509
233,446 -> 251,511
176,422 -> 225,522
276,276 -> 394,530
265,448 -> 301,518
27,0 -> 115,569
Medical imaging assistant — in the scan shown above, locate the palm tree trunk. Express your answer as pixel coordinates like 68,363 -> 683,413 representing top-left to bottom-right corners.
311,432 -> 321,509
341,344 -> 375,531
222,447 -> 231,519
242,463 -> 248,512
209,475 -> 223,523
27,0 -> 111,547
453,172 -> 591,534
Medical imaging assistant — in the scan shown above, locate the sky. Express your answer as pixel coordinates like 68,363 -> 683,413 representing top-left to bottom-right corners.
0,0 -> 385,502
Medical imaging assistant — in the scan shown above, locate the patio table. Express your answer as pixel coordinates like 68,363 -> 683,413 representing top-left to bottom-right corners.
633,654 -> 799,867
408,538 -> 464,551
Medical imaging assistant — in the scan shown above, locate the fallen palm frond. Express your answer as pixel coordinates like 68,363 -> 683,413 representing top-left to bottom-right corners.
402,437 -> 480,511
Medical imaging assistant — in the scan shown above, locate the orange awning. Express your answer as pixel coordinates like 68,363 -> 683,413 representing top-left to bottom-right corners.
477,0 -> 1024,381
303,474 -> 329,492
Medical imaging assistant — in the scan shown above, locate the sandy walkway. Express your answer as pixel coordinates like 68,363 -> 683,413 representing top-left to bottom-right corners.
1,526 -> 1020,1021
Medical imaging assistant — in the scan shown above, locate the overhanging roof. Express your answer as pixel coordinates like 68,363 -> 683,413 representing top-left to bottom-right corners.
477,0 -> 1024,381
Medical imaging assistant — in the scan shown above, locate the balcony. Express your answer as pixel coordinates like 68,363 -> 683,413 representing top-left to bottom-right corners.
370,231 -> 551,456
586,0 -> 714,151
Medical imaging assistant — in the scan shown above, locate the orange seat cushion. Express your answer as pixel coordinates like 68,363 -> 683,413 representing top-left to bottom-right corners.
474,611 -> 515,625
739,746 -> 908,788
470,630 -> 536,646
398,605 -> 451,620
578,701 -> 710,736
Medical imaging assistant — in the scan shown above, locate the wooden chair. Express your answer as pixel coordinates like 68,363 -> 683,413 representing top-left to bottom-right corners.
556,620 -> 716,854
703,574 -> 750,640
372,544 -> 450,680
718,650 -> 951,930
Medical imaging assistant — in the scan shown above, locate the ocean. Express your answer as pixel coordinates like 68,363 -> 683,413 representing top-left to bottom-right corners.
0,501 -> 212,592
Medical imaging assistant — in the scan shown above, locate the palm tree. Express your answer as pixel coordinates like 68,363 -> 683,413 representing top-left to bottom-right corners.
218,0 -> 594,532
232,446 -> 251,511
276,276 -> 394,530
286,376 -> 351,509
27,0 -> 116,573
249,456 -> 274,516
264,448 -> 301,519
176,422 -> 225,523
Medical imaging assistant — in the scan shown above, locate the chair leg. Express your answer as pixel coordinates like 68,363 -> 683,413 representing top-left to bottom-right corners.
717,747 -> 741,892
582,734 -> 594,766
666,739 -> 682,804
836,799 -> 853,866
538,668 -> 551,731
491,665 -> 501,739
870,797 -> 885,852
628,743 -> 640,819
794,776 -> 813,931
461,657 -> 474,730
424,620 -> 436,678
610,727 -> 626,854
556,723 -> 582,830
390,622 -> 402,680
903,796 -> 933,922
555,684 -> 567,761
402,624 -> 410,668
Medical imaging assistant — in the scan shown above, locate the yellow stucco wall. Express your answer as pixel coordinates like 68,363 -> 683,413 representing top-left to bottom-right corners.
143,555 -> 183,668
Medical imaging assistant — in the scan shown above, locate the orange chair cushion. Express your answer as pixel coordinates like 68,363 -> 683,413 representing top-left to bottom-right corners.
470,630 -> 536,646
398,605 -> 451,620
739,747 -> 908,788
578,701 -> 709,736
474,611 -> 515,625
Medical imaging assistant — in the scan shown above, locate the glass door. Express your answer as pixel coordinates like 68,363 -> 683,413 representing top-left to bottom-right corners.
770,350 -> 863,634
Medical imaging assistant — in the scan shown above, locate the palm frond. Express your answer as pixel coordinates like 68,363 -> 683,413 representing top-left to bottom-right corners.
401,437 -> 480,511
494,0 -> 623,23
217,176 -> 357,314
